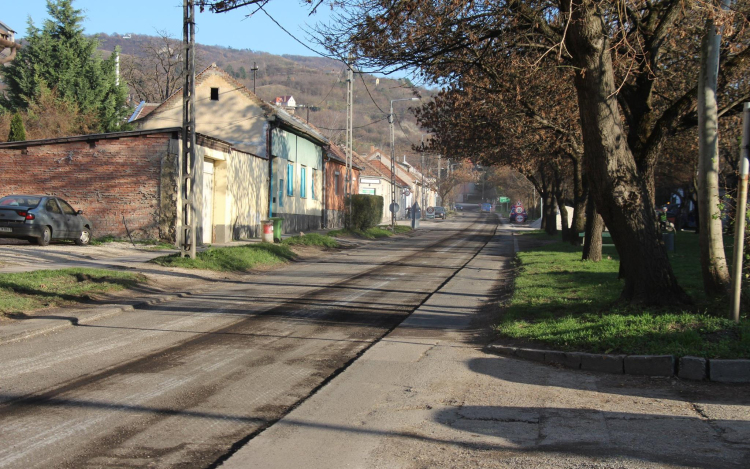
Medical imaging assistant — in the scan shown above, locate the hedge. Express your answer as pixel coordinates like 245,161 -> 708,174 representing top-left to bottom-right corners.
347,194 -> 384,230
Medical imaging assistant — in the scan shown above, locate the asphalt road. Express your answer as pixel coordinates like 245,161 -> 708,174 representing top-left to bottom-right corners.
218,224 -> 750,469
0,213 -> 497,468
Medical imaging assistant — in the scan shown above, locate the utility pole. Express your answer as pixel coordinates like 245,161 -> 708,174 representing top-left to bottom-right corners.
437,154 -> 441,207
250,62 -> 258,94
181,0 -> 197,258
346,63 -> 354,228
420,135 -> 425,220
389,103 -> 396,231
389,97 -> 419,230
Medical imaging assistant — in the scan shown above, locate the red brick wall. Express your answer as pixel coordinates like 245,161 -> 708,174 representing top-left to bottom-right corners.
325,159 -> 360,211
0,134 -> 174,239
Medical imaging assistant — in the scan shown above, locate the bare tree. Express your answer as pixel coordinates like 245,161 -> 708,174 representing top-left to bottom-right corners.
121,31 -> 205,103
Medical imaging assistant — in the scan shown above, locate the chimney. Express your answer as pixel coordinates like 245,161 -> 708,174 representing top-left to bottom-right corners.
403,155 -> 406,163
370,145 -> 375,153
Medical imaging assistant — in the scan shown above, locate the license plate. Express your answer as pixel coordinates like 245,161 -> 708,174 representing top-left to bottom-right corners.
0,227 -> 11,232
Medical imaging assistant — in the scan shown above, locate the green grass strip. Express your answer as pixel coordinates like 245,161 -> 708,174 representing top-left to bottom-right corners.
496,232 -> 749,359
150,242 -> 296,271
282,233 -> 340,248
327,225 -> 412,239
0,268 -> 146,315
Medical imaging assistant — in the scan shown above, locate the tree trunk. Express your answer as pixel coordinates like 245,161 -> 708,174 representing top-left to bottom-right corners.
544,191 -> 558,235
570,155 -> 587,245
564,0 -> 690,305
582,195 -> 603,261
697,13 -> 731,296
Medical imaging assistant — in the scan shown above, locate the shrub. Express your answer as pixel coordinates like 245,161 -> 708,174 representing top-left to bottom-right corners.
8,112 -> 26,142
347,194 -> 383,230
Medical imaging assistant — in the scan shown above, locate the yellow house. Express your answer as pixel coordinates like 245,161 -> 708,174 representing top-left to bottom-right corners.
135,64 -> 327,241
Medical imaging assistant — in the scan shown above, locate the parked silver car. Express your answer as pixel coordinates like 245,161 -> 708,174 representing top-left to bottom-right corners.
0,195 -> 92,246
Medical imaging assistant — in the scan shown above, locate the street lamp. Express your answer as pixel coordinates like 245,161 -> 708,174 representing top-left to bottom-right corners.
390,97 -> 420,231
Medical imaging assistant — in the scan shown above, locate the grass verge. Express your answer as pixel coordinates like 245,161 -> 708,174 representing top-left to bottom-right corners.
150,243 -> 296,271
0,268 -> 147,316
282,233 -> 340,248
496,232 -> 750,359
91,236 -> 175,250
328,225 -> 412,239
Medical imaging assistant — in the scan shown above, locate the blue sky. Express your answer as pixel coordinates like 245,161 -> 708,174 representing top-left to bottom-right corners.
5,0 -> 332,57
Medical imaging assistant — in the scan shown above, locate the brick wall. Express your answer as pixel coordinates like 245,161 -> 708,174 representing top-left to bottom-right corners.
0,133 -> 175,239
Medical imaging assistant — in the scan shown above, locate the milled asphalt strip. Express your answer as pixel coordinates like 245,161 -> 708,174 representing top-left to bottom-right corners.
0,218 -> 490,412
205,218 -> 500,469
0,223 -> 478,347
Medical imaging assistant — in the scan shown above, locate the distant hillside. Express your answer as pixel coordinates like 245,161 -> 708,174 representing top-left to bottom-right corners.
97,33 -> 433,162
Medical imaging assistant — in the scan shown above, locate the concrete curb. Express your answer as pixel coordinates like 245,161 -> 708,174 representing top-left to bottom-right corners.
485,343 -> 750,383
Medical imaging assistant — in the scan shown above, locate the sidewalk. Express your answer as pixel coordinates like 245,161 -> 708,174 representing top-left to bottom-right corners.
217,228 -> 750,469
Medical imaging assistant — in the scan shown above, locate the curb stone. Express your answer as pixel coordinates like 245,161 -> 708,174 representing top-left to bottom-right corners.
545,350 -> 582,369
485,342 -> 750,383
516,348 -> 546,362
709,359 -> 750,383
678,356 -> 707,381
624,355 -> 675,377
580,353 -> 625,374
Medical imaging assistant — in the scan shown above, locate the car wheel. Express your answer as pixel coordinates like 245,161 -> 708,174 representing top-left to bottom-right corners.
75,227 -> 91,246
36,227 -> 51,246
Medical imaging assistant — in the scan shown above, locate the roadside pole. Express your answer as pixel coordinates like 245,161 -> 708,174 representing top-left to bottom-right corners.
730,102 -> 750,323
346,63 -> 353,229
181,0 -> 197,259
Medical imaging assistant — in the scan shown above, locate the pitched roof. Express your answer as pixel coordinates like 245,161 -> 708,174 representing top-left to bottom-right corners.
128,101 -> 161,122
324,142 -> 364,170
367,160 -> 409,187
135,64 -> 327,145
0,21 -> 15,35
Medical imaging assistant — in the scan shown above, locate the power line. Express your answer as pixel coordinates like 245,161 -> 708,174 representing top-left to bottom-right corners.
395,114 -> 419,148
358,72 -> 388,116
315,116 -> 388,131
258,5 -> 330,59
312,78 -> 341,108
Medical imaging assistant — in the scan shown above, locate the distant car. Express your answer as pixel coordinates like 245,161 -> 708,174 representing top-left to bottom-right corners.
434,206 -> 446,219
0,195 -> 92,246
481,203 -> 493,212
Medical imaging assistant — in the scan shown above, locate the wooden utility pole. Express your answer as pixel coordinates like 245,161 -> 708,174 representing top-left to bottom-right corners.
181,0 -> 197,258
346,63 -> 353,227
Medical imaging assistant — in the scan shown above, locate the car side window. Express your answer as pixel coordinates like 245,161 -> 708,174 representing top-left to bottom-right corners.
58,199 -> 77,215
45,199 -> 62,214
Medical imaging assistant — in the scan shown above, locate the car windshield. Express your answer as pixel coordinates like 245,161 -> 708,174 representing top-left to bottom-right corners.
0,196 -> 41,208
434,207 -> 445,212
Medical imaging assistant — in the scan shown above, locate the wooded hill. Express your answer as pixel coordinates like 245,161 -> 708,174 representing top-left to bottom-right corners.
97,33 -> 433,160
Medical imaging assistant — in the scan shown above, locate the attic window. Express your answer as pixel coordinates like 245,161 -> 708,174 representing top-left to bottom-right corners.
210,88 -> 219,101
